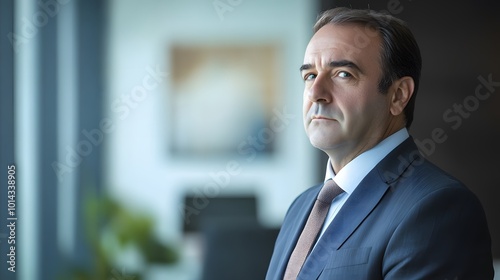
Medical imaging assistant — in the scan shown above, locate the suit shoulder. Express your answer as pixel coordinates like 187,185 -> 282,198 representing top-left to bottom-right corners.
389,157 -> 485,212
284,183 -> 322,216
296,183 -> 323,199
410,158 -> 468,190
290,183 -> 322,206
379,138 -> 469,193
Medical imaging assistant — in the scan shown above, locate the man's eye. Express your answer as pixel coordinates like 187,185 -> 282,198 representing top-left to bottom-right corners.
338,71 -> 352,78
304,73 -> 317,81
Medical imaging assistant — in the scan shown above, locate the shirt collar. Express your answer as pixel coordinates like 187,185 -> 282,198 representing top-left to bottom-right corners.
324,128 -> 409,194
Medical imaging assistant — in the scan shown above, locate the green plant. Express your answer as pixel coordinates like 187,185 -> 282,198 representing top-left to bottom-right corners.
62,191 -> 178,280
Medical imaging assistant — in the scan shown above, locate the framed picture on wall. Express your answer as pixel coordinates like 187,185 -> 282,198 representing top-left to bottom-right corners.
169,43 -> 282,158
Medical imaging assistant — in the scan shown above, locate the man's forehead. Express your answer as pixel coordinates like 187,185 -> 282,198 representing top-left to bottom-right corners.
303,23 -> 382,67
304,45 -> 356,62
303,43 -> 362,69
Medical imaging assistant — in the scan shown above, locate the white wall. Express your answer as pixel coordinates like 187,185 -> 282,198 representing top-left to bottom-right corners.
105,0 -> 318,244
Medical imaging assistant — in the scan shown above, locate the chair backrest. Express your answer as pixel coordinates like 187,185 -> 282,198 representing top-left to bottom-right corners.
201,225 -> 279,280
182,195 -> 258,233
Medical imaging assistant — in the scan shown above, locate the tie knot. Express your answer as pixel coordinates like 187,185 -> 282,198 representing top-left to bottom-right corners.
317,179 -> 344,203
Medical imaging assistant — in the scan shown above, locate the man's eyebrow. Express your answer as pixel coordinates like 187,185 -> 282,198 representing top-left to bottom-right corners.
329,60 -> 362,73
299,63 -> 313,72
299,60 -> 363,73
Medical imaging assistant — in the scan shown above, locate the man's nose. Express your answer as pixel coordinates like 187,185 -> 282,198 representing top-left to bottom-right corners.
308,75 -> 332,103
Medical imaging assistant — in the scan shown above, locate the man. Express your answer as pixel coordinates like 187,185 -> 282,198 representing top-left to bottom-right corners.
266,7 -> 494,280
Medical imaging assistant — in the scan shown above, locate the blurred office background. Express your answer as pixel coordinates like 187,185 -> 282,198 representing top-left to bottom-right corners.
0,0 -> 499,279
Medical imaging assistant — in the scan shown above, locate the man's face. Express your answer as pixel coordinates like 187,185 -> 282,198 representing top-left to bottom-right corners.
302,23 -> 395,163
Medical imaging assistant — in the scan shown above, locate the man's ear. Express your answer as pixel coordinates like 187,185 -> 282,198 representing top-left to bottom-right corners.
389,76 -> 414,116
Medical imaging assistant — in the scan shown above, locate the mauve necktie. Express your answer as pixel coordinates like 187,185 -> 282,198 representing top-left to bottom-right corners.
283,179 -> 344,280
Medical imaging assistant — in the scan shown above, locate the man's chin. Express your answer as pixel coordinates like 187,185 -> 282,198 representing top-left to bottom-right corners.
309,138 -> 340,151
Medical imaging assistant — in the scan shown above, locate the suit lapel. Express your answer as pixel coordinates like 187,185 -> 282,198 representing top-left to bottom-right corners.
298,171 -> 389,279
298,138 -> 420,279
273,184 -> 322,279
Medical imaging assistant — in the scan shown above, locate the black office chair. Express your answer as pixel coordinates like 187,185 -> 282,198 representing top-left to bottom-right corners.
201,224 -> 279,280
182,195 -> 259,233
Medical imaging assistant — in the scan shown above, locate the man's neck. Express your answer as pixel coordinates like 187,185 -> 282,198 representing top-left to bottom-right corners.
327,126 -> 407,174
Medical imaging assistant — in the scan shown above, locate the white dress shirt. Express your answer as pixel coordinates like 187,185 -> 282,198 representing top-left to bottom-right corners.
315,128 -> 410,243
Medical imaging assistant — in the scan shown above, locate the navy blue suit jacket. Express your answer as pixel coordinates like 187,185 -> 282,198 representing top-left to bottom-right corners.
266,138 -> 494,279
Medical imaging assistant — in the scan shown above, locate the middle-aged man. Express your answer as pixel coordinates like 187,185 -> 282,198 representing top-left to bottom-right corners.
266,7 -> 494,280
